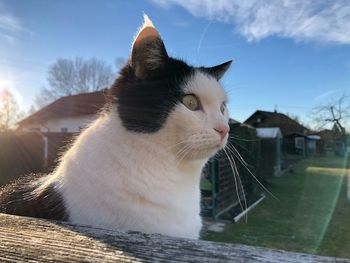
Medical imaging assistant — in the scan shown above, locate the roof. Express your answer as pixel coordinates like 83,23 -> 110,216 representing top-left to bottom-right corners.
18,90 -> 109,126
256,128 -> 282,138
285,132 -> 320,140
229,118 -> 240,125
229,118 -> 257,130
244,110 -> 308,136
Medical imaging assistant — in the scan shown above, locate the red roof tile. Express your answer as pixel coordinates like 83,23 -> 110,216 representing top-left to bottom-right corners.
19,90 -> 109,125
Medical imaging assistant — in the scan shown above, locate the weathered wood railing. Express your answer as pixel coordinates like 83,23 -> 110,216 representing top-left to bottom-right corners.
0,213 -> 349,262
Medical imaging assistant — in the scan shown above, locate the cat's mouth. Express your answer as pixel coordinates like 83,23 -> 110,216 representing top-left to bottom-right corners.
184,141 -> 227,160
172,132 -> 228,160
217,135 -> 228,148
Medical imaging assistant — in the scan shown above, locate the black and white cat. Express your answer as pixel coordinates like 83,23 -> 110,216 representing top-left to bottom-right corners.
0,15 -> 231,239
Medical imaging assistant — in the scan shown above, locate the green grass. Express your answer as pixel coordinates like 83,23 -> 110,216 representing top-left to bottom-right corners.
202,156 -> 350,259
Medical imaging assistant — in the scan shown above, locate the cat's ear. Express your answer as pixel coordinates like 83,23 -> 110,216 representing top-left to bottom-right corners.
201,60 -> 232,80
130,14 -> 168,78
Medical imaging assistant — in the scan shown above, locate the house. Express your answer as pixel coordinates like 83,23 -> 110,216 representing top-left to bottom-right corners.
284,133 -> 320,156
244,110 -> 308,136
16,90 -> 109,170
244,110 -> 316,155
18,90 -> 108,133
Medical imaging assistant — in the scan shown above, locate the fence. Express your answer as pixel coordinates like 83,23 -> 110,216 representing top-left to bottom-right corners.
43,132 -> 76,171
201,123 -> 262,220
0,132 -> 44,185
0,131 -> 75,186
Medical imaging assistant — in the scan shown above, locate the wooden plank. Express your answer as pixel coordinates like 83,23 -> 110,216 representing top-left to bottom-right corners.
0,213 -> 349,262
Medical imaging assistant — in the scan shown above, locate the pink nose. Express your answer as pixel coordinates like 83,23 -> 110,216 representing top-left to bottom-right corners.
214,125 -> 229,140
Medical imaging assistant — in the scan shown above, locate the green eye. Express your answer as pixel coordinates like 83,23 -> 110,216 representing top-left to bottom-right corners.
220,102 -> 226,114
182,94 -> 200,111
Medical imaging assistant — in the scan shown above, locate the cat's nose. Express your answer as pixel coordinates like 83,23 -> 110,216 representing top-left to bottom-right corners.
214,125 -> 229,140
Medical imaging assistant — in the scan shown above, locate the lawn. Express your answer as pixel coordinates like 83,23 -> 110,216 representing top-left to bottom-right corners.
202,155 -> 350,259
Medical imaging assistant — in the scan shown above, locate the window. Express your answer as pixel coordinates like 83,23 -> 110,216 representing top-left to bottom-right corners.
61,128 -> 68,133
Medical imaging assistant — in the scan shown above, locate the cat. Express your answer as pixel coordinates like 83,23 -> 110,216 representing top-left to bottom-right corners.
0,15 -> 231,239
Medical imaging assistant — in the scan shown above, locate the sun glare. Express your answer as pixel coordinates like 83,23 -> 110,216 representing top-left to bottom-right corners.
0,77 -> 24,107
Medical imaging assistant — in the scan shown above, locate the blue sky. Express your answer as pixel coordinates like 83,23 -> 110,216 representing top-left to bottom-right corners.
1,0 -> 350,128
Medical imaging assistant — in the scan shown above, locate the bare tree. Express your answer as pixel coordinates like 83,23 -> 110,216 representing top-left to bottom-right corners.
286,112 -> 300,123
28,105 -> 36,115
284,112 -> 311,130
35,57 -> 114,108
115,57 -> 127,69
0,89 -> 24,131
310,93 -> 350,135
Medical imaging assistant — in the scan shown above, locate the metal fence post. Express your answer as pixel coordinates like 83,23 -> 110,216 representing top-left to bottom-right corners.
210,158 -> 217,218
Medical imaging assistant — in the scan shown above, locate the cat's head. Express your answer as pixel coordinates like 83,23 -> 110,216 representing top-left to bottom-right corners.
111,15 -> 231,160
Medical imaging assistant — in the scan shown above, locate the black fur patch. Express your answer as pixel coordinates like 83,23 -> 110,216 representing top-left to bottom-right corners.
110,58 -> 194,133
0,174 -> 68,221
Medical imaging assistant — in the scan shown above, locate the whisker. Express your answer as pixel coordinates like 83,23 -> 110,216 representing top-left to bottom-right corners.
229,134 -> 260,142
166,138 -> 191,150
227,143 -> 253,168
175,144 -> 191,159
223,148 -> 245,213
226,144 -> 278,200
228,139 -> 249,153
227,149 -> 248,223
175,144 -> 193,167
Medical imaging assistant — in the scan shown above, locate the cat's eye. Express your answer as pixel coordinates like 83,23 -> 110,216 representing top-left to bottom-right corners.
182,94 -> 200,111
220,102 -> 226,114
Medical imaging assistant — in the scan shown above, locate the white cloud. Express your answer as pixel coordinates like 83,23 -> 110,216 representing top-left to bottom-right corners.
171,21 -> 189,27
0,13 -> 24,32
152,0 -> 350,44
0,6 -> 33,43
313,89 -> 343,102
0,32 -> 15,43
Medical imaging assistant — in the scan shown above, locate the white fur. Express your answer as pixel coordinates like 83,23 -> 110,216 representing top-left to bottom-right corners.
142,14 -> 155,29
48,71 -> 229,239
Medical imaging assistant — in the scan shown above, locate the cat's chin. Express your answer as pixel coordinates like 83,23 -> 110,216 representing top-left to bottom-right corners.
182,144 -> 224,161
